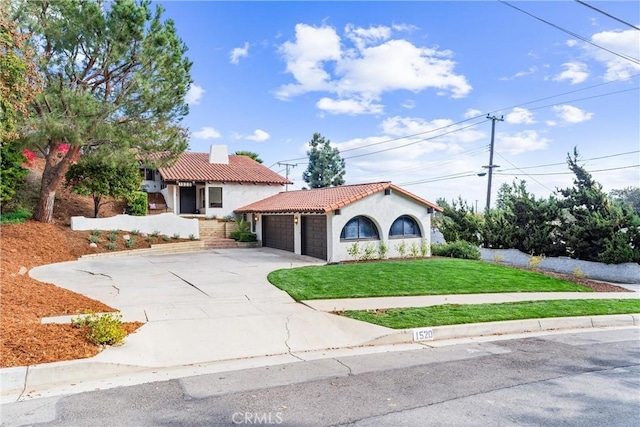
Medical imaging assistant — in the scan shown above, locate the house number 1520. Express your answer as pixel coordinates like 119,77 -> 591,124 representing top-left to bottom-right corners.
413,328 -> 434,342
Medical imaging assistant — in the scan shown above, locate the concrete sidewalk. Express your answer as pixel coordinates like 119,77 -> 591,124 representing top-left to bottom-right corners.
302,292 -> 639,312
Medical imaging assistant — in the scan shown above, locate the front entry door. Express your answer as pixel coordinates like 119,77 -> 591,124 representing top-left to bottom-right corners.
179,186 -> 197,214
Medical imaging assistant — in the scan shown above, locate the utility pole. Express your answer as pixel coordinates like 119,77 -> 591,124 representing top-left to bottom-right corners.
483,115 -> 503,211
278,162 -> 297,191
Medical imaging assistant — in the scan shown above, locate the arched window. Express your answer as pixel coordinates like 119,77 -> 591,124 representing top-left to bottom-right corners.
340,216 -> 380,240
389,215 -> 421,238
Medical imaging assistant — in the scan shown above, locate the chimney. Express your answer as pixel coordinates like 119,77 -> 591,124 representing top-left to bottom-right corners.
209,145 -> 229,164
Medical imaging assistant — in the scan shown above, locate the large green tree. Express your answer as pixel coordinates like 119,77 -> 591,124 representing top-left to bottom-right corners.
302,133 -> 346,188
13,0 -> 192,223
0,0 -> 42,206
65,150 -> 141,218
610,186 -> 640,217
434,197 -> 484,246
234,150 -> 263,163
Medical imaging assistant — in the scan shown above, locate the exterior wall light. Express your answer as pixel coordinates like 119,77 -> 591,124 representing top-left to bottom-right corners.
294,216 -> 299,224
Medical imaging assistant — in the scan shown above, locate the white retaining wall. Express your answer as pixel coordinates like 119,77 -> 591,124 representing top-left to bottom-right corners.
70,213 -> 199,239
480,247 -> 640,284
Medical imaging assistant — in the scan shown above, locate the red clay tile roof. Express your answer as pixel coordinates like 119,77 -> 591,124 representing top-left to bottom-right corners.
158,153 -> 291,184
235,182 -> 443,214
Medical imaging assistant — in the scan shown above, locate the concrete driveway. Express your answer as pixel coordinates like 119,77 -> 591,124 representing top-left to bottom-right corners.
29,248 -> 393,368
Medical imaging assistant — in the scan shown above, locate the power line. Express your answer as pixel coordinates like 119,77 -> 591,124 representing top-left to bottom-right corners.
499,150 -> 640,172
499,1 -> 640,65
494,151 -> 555,193
495,164 -> 639,176
574,0 -> 640,31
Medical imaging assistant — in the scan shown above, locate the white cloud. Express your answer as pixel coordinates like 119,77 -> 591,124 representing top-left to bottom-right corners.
497,130 -> 550,155
316,97 -> 384,115
568,28 -> 640,81
246,129 -> 270,142
276,23 -> 471,114
192,126 -> 221,140
401,99 -> 415,109
505,107 -> 536,124
553,62 -> 589,84
230,42 -> 250,65
185,84 -> 205,105
464,109 -> 483,119
500,66 -> 538,81
552,105 -> 594,123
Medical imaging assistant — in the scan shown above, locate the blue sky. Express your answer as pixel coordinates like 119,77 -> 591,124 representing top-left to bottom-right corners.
157,0 -> 639,209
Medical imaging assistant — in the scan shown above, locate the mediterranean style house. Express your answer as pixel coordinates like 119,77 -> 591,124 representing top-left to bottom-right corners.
142,145 -> 442,262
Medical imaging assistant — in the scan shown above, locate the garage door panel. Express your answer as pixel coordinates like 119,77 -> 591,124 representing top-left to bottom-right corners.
302,216 -> 327,260
263,215 -> 294,252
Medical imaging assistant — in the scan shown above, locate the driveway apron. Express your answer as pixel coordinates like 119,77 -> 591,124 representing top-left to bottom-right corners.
29,248 -> 392,368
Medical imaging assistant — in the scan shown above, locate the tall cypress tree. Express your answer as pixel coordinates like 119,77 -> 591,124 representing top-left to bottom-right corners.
302,133 -> 346,188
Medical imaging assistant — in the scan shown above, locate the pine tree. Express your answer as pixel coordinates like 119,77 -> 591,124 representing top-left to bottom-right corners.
302,133 -> 346,188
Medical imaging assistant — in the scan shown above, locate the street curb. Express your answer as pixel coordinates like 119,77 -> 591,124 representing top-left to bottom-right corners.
2,314 -> 638,403
365,313 -> 639,346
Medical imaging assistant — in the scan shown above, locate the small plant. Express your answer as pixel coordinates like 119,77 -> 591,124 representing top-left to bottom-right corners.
162,234 -> 170,241
360,242 -> 377,261
229,219 -> 257,242
0,208 -> 32,224
529,255 -> 545,270
171,233 -> 180,240
87,235 -> 101,244
205,215 -> 217,220
91,229 -> 103,237
125,237 -> 136,248
72,311 -> 126,346
151,230 -> 160,237
107,230 -> 119,242
222,215 -> 235,222
346,242 -> 361,261
493,254 -> 504,264
377,241 -> 389,260
145,236 -> 152,243
395,241 -> 407,259
105,242 -> 117,250
130,229 -> 140,235
420,239 -> 430,258
189,234 -> 196,240
573,267 -> 587,279
409,242 -> 420,258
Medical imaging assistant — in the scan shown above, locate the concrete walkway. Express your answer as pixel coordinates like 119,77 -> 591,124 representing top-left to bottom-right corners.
303,292 -> 639,312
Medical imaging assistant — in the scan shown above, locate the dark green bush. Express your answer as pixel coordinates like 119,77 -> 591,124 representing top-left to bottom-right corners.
72,312 -> 126,345
431,241 -> 481,260
229,230 -> 257,242
0,208 -> 32,224
126,191 -> 148,216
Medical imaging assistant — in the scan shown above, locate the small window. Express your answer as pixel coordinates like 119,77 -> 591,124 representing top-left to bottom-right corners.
145,168 -> 154,181
389,215 -> 421,238
340,216 -> 379,240
209,187 -> 222,208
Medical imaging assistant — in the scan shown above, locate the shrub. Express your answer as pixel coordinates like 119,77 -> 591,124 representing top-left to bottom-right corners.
573,267 -> 587,279
346,242 -> 360,261
409,242 -> 420,258
360,242 -> 376,261
189,234 -> 196,240
107,230 -> 119,242
493,254 -> 504,264
87,235 -> 101,244
229,219 -> 257,242
105,242 -> 117,250
91,229 -> 103,236
171,233 -> 180,239
126,191 -> 148,216
125,237 -> 136,248
71,312 -> 126,346
529,255 -> 545,270
130,229 -> 140,235
0,208 -> 32,224
395,241 -> 407,258
162,234 -> 170,241
420,239 -> 430,258
151,230 -> 160,237
377,241 -> 389,260
431,241 -> 481,260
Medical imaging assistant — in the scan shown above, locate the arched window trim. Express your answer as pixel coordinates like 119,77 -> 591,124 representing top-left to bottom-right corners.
389,215 -> 422,238
340,216 -> 380,241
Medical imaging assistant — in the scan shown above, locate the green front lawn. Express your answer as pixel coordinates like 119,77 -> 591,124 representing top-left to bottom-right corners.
342,299 -> 640,329
268,258 -> 592,301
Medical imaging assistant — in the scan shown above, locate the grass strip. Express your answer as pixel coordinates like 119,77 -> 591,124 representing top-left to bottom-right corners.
341,299 -> 640,329
268,258 -> 591,301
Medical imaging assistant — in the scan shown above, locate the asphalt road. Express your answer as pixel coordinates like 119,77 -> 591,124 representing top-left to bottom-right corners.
2,328 -> 639,427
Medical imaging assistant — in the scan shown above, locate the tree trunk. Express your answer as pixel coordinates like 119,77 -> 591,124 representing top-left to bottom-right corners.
93,195 -> 101,218
33,144 -> 80,223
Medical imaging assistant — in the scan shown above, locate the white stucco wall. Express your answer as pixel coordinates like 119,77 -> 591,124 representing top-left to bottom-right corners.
70,213 -> 199,238
328,191 -> 432,263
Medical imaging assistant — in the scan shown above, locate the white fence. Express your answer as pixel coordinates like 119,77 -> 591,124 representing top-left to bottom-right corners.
70,213 -> 199,239
480,248 -> 640,284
